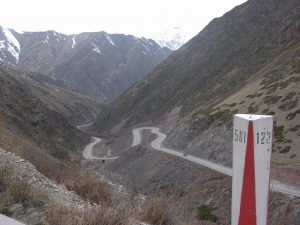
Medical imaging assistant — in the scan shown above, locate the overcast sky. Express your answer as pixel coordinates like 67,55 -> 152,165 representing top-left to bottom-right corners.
1,0 -> 247,39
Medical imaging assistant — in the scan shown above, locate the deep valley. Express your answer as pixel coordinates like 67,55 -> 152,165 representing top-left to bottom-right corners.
0,0 -> 299,224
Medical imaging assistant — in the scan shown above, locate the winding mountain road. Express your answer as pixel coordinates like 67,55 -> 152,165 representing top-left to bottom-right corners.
83,137 -> 119,160
76,122 -> 93,129
132,127 -> 300,197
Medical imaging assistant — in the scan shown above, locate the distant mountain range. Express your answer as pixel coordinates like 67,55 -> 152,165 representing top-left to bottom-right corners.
0,27 -> 172,102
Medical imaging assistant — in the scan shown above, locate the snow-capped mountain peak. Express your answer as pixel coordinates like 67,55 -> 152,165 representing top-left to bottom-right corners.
151,26 -> 189,50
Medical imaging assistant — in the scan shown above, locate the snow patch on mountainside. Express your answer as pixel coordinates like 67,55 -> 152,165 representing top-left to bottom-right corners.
91,42 -> 102,54
3,28 -> 20,51
105,34 -> 115,46
72,35 -> 76,48
52,31 -> 63,42
0,27 -> 20,64
0,40 -> 5,51
43,35 -> 49,44
93,47 -> 102,54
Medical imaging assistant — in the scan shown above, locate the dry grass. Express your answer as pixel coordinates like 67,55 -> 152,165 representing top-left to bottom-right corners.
0,163 -> 47,207
0,162 -> 192,225
4,179 -> 47,205
63,171 -> 112,205
0,162 -> 133,225
0,164 -> 7,192
45,201 -> 130,225
4,178 -> 46,206
44,170 -> 133,225
139,197 -> 173,225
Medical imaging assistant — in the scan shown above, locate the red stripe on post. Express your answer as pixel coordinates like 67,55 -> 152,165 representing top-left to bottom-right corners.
238,121 -> 256,225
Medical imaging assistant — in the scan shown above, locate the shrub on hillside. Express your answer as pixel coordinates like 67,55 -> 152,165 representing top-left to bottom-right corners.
196,205 -> 218,222
45,201 -> 129,225
63,172 -> 112,205
139,197 -> 173,225
0,163 -> 46,207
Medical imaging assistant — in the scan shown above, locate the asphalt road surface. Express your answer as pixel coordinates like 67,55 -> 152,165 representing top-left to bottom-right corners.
132,127 -> 300,197
83,137 -> 119,160
76,121 -> 93,129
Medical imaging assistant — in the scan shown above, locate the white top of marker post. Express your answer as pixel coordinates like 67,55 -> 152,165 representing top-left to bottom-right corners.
235,114 -> 273,121
232,113 -> 273,225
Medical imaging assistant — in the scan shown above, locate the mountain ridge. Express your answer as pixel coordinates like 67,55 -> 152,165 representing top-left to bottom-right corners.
0,27 -> 172,102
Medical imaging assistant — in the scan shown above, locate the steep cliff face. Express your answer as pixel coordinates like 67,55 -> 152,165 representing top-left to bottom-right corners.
93,0 -> 300,172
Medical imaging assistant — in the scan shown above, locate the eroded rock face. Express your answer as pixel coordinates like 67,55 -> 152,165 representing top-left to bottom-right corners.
277,18 -> 300,45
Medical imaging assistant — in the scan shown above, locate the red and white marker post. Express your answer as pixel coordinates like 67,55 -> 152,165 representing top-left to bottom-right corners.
231,114 -> 273,225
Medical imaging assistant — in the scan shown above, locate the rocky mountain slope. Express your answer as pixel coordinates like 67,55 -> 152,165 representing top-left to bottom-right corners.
0,27 -> 172,102
0,61 -> 104,125
0,61 -> 97,175
93,0 -> 300,181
